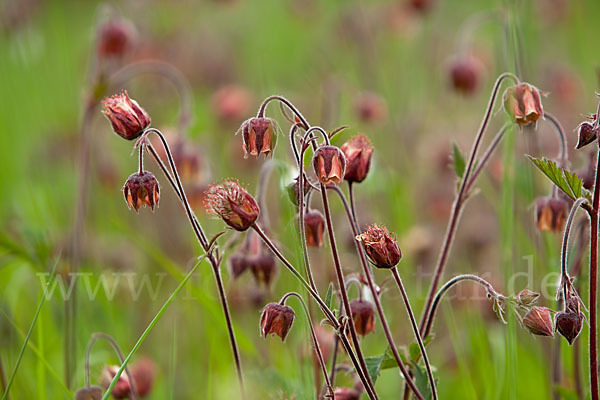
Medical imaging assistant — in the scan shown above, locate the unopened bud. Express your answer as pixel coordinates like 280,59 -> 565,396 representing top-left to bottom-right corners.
341,134 -> 374,183
102,91 -> 151,140
523,306 -> 554,337
350,299 -> 376,336
576,121 -> 599,149
517,289 -> 540,306
260,303 -> 295,342
304,209 -> 326,247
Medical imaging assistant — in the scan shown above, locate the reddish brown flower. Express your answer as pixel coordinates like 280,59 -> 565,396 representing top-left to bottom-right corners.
313,145 -> 347,185
576,121 -> 599,149
204,180 -> 259,231
353,92 -> 387,124
260,303 -> 295,341
341,134 -> 374,183
356,225 -> 402,269
229,253 -> 251,279
304,209 -> 326,247
503,83 -> 544,127
102,91 -> 151,140
350,299 -> 376,336
212,85 -> 252,123
123,171 -> 160,212
131,357 -> 156,397
333,387 -> 362,400
97,18 -> 136,59
100,366 -> 131,399
240,117 -> 279,158
534,196 -> 569,233
555,309 -> 584,345
75,386 -> 103,400
449,57 -> 481,95
169,139 -> 205,182
250,253 -> 277,287
523,306 -> 554,337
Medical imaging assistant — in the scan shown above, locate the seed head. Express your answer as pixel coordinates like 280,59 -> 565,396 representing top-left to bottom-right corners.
356,225 -> 402,269
534,196 -> 569,233
204,180 -> 259,231
503,83 -> 544,127
102,91 -> 151,140
260,303 -> 295,341
240,117 -> 279,158
341,134 -> 374,183
523,306 -> 554,337
350,299 -> 376,336
304,209 -> 326,247
123,171 -> 160,212
312,145 -> 347,185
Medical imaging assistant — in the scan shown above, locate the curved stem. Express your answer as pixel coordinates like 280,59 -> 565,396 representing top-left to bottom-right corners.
418,72 -> 519,334
257,95 -> 310,130
544,112 -> 569,165
390,267 -> 437,400
423,274 -> 505,339
328,185 -> 426,400
303,126 -> 330,146
109,60 -> 193,134
85,333 -> 138,400
279,292 -> 334,399
318,185 -> 378,399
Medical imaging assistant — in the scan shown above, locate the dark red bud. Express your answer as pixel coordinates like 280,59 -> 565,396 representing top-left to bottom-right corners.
534,196 -> 569,233
102,91 -> 151,140
123,171 -> 160,212
555,310 -> 584,345
97,18 -> 135,59
523,306 -> 554,337
449,57 -> 481,95
576,121 -> 598,149
356,225 -> 402,269
240,117 -> 278,158
350,299 -> 376,336
260,303 -> 295,341
312,145 -> 347,185
304,209 -> 326,247
341,134 -> 374,183
229,253 -> 250,279
131,357 -> 156,397
250,253 -> 277,287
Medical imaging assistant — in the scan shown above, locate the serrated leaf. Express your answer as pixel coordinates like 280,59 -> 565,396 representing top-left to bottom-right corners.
364,354 -> 385,384
528,156 -> 592,202
452,142 -> 466,178
411,362 -> 434,400
324,283 -> 334,310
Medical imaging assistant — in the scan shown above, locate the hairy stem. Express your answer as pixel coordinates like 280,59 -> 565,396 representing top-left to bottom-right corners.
587,148 -> 600,400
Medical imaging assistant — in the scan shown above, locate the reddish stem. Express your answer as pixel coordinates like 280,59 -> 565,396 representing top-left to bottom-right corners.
587,149 -> 600,400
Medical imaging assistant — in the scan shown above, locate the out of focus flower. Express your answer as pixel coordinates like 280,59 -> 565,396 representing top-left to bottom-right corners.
333,387 -> 362,400
449,56 -> 482,95
131,357 -> 156,397
341,134 -> 374,183
503,83 -> 544,127
100,366 -> 131,399
123,171 -> 160,212
304,209 -> 326,247
250,252 -> 277,287
356,225 -> 402,269
212,85 -> 252,123
75,386 -> 103,400
353,92 -> 387,124
240,117 -> 279,158
523,306 -> 554,337
204,180 -> 259,231
260,303 -> 295,341
97,18 -> 136,59
534,196 -> 568,233
313,145 -> 347,185
350,299 -> 376,336
102,91 -> 151,140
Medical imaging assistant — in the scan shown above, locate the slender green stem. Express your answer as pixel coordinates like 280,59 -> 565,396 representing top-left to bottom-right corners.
2,257 -> 60,400
101,258 -> 204,400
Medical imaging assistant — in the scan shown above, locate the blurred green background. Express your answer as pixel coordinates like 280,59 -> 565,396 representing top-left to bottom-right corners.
1,0 -> 600,398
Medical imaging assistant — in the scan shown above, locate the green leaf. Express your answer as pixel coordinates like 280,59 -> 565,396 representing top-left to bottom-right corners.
452,142 -> 466,178
364,354 -> 385,384
411,362 -> 434,400
409,342 -> 420,362
324,283 -> 334,310
527,156 -> 592,202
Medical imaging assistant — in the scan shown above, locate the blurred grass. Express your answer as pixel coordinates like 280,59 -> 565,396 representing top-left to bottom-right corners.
1,0 -> 600,399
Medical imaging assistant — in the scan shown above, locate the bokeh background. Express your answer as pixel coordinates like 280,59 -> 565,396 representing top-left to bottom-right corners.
1,0 -> 600,398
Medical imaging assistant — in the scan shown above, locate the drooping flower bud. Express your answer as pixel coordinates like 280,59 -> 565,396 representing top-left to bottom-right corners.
502,83 -> 544,127
341,134 -> 374,183
123,171 -> 160,212
576,121 -> 599,149
555,309 -> 584,345
75,386 -> 103,400
229,253 -> 250,279
286,174 -> 311,206
102,91 -> 151,140
204,180 -> 260,231
240,117 -> 278,158
356,225 -> 402,269
304,209 -> 326,247
250,253 -> 277,287
449,56 -> 482,95
534,196 -> 569,233
97,18 -> 136,59
523,306 -> 554,337
100,366 -> 131,399
350,299 -> 376,336
313,145 -> 347,185
260,303 -> 295,341
517,289 -> 540,306
131,357 -> 156,397
333,387 -> 362,400
353,92 -> 388,124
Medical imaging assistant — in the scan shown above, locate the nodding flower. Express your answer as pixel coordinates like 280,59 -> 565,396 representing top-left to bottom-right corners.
341,134 -> 374,183
356,225 -> 403,269
312,145 -> 347,185
240,117 -> 279,158
123,171 -> 160,212
304,209 -> 326,247
502,83 -> 544,127
556,297 -> 585,345
534,196 -> 568,233
523,306 -> 554,337
204,180 -> 259,231
350,299 -> 376,336
260,303 -> 295,342
102,91 -> 151,140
